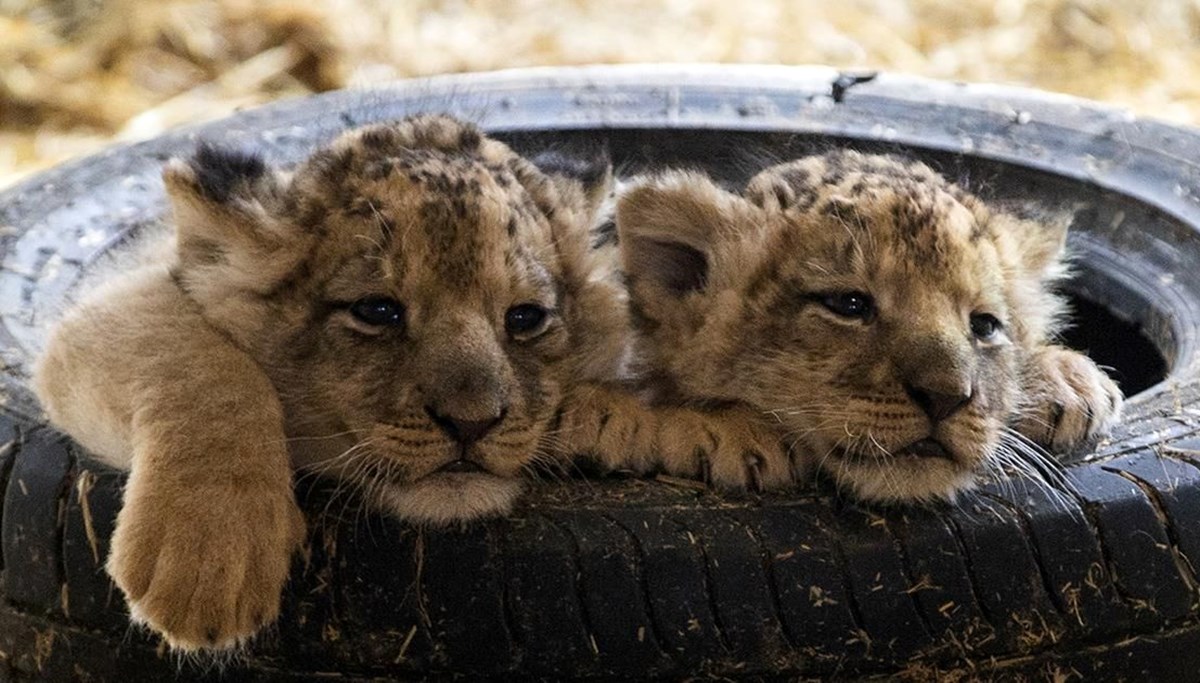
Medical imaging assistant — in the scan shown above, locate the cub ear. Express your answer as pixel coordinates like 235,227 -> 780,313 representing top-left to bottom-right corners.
990,201 -> 1073,278
163,144 -> 308,293
616,171 -> 749,297
529,146 -> 613,221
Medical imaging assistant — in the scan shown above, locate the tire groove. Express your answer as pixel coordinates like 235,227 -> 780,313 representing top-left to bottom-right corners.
489,524 -> 525,669
1104,467 -> 1200,595
56,443 -> 80,620
875,516 -> 939,644
1009,463 -> 1150,618
598,513 -> 673,666
0,419 -> 21,573
1059,490 -> 1143,609
977,490 -> 1078,622
541,514 -> 601,661
667,518 -> 732,653
715,510 -> 798,650
934,506 -> 1007,635
821,514 -> 875,655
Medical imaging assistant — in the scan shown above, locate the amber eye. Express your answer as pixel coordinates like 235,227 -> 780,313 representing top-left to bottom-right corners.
349,297 -> 406,328
505,304 -> 550,337
970,313 -> 1002,341
819,291 -> 875,320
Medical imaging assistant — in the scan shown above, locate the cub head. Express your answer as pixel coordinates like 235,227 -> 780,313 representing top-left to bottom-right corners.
617,150 -> 1069,503
162,115 -> 624,525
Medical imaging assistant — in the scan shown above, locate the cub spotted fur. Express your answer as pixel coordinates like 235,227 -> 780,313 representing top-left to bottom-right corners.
617,150 -> 1122,503
33,116 -> 790,653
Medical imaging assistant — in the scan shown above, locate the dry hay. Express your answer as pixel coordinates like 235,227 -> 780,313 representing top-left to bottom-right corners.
3,0 -> 1200,187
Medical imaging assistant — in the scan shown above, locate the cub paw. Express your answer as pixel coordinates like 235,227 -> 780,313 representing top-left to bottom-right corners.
1016,347 -> 1123,451
656,405 -> 795,491
107,477 -> 306,652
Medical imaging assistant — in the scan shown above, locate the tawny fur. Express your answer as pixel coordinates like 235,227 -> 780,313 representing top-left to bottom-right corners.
617,150 -> 1123,504
33,115 -> 789,653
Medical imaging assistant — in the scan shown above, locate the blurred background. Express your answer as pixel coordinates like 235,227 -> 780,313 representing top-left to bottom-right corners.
3,0 -> 1200,188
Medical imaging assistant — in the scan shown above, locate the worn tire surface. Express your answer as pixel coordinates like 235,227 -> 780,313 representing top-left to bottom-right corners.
1,65 -> 1200,680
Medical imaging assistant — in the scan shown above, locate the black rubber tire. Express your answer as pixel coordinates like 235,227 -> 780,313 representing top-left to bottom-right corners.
2,65 -> 1200,680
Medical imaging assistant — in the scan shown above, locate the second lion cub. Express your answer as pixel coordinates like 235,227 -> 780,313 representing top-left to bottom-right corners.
617,150 -> 1122,503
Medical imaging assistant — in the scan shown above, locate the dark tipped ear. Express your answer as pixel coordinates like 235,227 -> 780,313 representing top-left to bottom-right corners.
616,172 -> 748,297
529,146 -> 613,218
164,144 -> 288,252
164,143 -> 308,295
744,172 -> 797,212
743,158 -> 824,212
186,143 -> 269,203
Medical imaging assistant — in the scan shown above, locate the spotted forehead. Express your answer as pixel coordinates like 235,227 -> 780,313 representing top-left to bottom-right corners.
402,161 -> 553,287
800,175 -> 982,266
754,188 -> 995,311
294,116 -> 547,230
323,159 -> 556,297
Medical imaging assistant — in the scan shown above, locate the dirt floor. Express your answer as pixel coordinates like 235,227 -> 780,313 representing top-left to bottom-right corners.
4,0 -> 1200,187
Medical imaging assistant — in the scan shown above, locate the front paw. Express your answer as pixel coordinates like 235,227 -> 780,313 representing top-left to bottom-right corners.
656,405 -> 795,491
1016,347 -> 1123,451
107,478 -> 306,652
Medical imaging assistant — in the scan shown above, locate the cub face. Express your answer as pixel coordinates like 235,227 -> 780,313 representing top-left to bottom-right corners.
167,116 -> 626,525
618,151 -> 1077,503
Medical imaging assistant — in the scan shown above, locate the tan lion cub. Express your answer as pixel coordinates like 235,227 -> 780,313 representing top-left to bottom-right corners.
33,116 -> 790,652
617,150 -> 1122,503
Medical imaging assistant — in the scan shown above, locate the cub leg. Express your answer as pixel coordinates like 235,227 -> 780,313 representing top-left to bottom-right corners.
35,269 -> 305,652
1014,345 -> 1123,452
557,383 -> 795,490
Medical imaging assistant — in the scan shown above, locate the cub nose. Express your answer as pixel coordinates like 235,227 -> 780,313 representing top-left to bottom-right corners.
426,406 -> 506,446
903,382 -> 972,422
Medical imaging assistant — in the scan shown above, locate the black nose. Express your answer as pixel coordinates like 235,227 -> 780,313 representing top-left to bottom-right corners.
426,407 -> 506,446
904,383 -> 972,422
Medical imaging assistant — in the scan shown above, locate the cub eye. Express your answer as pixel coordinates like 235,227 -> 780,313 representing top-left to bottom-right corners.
970,313 -> 1003,341
348,297 -> 406,328
819,291 -> 875,320
505,304 -> 550,337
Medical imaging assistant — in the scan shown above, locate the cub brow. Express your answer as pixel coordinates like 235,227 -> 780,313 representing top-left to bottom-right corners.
322,250 -> 399,303
511,247 -> 559,308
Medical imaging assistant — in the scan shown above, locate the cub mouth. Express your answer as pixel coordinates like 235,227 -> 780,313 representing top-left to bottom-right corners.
829,437 -> 959,464
435,458 -> 487,474
892,438 -> 955,462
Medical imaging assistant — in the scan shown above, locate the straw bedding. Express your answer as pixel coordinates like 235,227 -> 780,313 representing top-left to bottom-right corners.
3,0 -> 1199,187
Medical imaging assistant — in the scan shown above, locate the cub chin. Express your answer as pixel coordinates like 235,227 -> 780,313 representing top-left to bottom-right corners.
616,150 -> 1123,504
33,116 -> 790,653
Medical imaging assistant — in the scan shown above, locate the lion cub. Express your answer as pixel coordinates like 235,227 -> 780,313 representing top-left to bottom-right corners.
33,116 -> 790,652
617,150 -> 1122,503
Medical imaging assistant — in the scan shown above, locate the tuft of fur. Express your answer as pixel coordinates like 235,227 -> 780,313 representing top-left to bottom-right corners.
33,114 -> 790,653
188,143 -> 269,203
617,150 -> 1123,504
